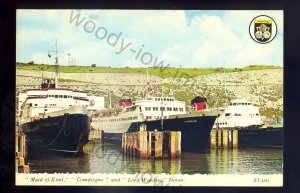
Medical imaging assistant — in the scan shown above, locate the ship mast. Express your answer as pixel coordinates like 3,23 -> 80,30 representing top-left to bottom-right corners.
54,40 -> 59,88
222,60 -> 229,106
48,39 -> 63,88
143,67 -> 151,99
223,61 -> 227,97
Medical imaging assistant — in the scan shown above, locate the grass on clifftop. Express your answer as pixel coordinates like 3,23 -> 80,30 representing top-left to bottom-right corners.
16,62 -> 282,78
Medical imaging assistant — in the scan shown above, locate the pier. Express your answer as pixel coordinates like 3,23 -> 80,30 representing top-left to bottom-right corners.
210,128 -> 238,149
16,127 -> 30,173
122,125 -> 181,159
88,129 -> 104,142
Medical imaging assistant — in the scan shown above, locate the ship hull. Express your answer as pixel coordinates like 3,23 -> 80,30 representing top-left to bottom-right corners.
103,116 -> 217,152
238,126 -> 283,148
20,113 -> 90,157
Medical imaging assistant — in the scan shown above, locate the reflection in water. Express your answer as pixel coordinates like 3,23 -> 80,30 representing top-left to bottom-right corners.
28,142 -> 283,174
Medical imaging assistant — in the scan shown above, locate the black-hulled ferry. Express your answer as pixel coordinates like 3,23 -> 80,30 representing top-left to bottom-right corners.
18,78 -> 91,157
17,41 -> 97,157
91,91 -> 217,152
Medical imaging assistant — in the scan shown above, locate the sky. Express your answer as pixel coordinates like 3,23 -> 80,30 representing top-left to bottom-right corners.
16,10 -> 283,68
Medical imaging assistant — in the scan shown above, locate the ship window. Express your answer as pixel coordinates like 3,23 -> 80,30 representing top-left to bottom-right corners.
256,113 -> 259,116
34,104 -> 37,106
225,113 -> 231,116
160,107 -> 165,111
55,95 -> 58,98
64,95 -> 67,98
59,95 -> 63,98
163,98 -> 166,101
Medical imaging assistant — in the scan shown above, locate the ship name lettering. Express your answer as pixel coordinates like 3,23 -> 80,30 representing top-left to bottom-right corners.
184,120 -> 197,123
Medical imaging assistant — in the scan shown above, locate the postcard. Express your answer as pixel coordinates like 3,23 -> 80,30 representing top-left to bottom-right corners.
15,9 -> 283,186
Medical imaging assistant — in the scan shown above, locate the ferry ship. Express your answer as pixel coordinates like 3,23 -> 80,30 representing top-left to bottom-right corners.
18,78 -> 93,156
17,41 -> 99,156
192,97 -> 283,148
193,98 -> 263,129
91,93 -> 217,152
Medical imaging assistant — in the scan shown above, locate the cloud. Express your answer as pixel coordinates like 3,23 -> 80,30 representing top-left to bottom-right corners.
16,10 -> 283,68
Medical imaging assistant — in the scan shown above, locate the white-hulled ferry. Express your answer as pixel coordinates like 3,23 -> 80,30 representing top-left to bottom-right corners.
191,97 -> 283,148
193,98 -> 263,129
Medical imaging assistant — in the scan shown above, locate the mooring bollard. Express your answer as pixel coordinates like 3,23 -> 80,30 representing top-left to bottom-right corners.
154,131 -> 163,158
217,129 -> 222,148
210,129 -> 217,149
138,130 -> 148,159
222,129 -> 228,149
16,128 -> 30,173
233,129 -> 238,148
228,129 -> 233,149
169,131 -> 181,159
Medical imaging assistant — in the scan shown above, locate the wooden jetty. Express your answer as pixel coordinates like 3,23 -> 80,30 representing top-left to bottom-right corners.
88,129 -> 104,142
16,127 -> 30,173
210,128 -> 238,149
122,125 -> 181,159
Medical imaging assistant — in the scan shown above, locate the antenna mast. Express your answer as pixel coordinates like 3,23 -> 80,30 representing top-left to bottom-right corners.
48,40 -> 63,88
224,68 -> 227,96
54,40 -> 59,88
48,39 -> 63,88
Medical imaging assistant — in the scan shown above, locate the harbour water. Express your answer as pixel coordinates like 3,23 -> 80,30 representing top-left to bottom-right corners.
28,142 -> 283,174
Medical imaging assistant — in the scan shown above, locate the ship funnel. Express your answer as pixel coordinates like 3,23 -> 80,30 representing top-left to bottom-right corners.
119,99 -> 132,107
191,96 -> 207,111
